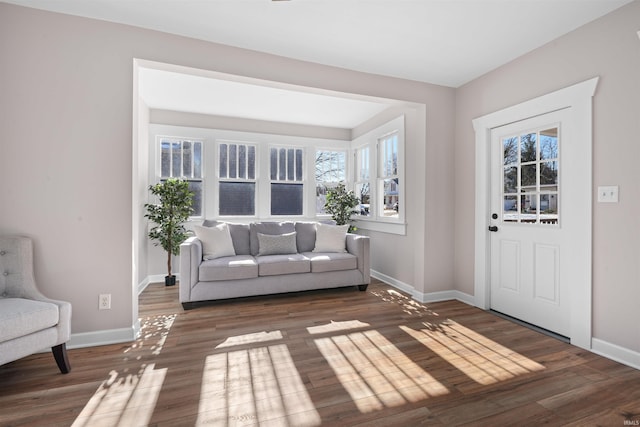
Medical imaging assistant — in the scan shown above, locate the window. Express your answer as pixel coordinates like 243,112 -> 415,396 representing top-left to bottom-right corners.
315,150 -> 346,214
355,146 -> 370,216
350,115 -> 404,230
502,127 -> 559,224
159,137 -> 203,216
378,132 -> 400,218
219,142 -> 256,216
270,147 -> 304,215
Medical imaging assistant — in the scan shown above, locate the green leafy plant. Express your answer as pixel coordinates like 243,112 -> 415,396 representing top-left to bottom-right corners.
324,182 -> 359,232
144,178 -> 194,280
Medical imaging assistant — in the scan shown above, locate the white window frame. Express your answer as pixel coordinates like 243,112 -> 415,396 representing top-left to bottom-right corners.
269,145 -> 306,217
351,115 -> 405,234
156,136 -> 204,219
216,140 -> 258,218
315,148 -> 349,216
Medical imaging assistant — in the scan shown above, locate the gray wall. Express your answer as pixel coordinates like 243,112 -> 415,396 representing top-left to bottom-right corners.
0,3 -> 455,339
454,1 -> 640,352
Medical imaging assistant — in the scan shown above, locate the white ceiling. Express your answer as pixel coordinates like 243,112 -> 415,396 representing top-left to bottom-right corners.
138,66 -> 399,129
6,0 -> 633,129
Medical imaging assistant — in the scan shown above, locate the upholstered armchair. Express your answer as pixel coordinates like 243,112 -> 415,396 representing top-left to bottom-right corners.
0,236 -> 71,373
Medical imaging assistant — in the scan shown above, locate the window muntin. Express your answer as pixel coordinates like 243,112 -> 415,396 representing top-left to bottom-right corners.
502,127 -> 559,225
219,142 -> 257,216
159,137 -> 203,217
315,150 -> 347,215
378,132 -> 400,218
355,146 -> 370,216
270,147 -> 304,216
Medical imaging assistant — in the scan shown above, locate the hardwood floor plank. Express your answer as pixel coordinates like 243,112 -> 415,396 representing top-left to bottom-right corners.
1,279 -> 639,426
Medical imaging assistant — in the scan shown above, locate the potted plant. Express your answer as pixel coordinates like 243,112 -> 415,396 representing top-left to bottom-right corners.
144,178 -> 194,286
324,182 -> 360,232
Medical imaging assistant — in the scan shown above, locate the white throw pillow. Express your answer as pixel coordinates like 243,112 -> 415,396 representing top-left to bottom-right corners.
194,224 -> 236,260
313,223 -> 348,253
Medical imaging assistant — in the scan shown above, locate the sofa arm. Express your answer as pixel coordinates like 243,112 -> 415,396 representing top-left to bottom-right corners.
179,236 -> 202,303
346,234 -> 370,285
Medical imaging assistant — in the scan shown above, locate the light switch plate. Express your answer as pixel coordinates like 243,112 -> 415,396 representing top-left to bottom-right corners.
597,186 -> 619,203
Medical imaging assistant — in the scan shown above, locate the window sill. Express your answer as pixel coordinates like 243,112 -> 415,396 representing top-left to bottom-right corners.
352,218 -> 406,235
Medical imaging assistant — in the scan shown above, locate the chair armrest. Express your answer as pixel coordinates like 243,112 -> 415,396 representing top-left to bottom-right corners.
179,236 -> 202,303
346,234 -> 370,285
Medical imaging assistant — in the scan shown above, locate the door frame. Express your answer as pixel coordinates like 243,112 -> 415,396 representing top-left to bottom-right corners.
472,77 -> 598,350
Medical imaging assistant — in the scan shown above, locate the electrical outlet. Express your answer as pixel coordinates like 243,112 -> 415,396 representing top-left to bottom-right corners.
99,294 -> 111,310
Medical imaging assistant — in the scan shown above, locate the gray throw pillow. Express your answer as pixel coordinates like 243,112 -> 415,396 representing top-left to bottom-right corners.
257,232 -> 298,256
250,222 -> 295,255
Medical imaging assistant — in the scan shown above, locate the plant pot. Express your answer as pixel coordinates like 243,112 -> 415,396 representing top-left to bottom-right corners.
165,275 -> 176,286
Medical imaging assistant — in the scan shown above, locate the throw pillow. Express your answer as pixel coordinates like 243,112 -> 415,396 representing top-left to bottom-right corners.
313,223 -> 349,253
257,232 -> 298,256
249,222 -> 295,255
194,224 -> 236,260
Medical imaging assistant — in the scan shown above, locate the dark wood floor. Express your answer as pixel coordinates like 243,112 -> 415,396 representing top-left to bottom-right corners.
1,280 -> 639,426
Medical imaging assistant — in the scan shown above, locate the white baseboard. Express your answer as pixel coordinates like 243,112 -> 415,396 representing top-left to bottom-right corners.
67,325 -> 138,350
140,274 -> 180,294
371,270 -> 414,295
370,269 -> 474,306
592,338 -> 640,370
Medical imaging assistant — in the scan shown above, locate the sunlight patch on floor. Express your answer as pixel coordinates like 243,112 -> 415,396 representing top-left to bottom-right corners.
72,363 -> 166,427
400,320 -> 545,385
216,330 -> 284,349
72,313 -> 176,426
315,329 -> 449,413
307,319 -> 371,335
197,344 -> 321,426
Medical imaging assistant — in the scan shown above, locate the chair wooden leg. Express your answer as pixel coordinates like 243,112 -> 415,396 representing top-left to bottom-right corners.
52,343 -> 71,374
358,284 -> 368,292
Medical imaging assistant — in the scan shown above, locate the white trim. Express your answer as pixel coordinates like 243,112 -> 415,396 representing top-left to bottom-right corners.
352,219 -> 406,235
67,325 -> 138,349
592,338 -> 640,371
371,269 -> 414,295
371,270 -> 474,306
413,289 -> 475,305
140,273 -> 181,294
473,77 -> 598,350
138,276 -> 152,295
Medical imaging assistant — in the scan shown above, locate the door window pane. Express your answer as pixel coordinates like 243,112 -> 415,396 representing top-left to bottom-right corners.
500,126 -> 559,225
521,164 -> 537,188
540,161 -> 558,186
504,166 -> 517,193
503,195 -> 518,222
520,133 -> 537,162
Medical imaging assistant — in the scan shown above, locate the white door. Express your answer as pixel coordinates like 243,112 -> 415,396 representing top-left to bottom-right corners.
489,109 -> 583,338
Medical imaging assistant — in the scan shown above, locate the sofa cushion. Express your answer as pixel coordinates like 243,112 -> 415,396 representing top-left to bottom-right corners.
257,232 -> 298,256
257,254 -> 310,276
250,222 -> 295,256
313,223 -> 349,253
202,221 -> 251,255
304,252 -> 358,273
199,255 -> 258,282
0,298 -> 59,343
194,224 -> 236,260
294,222 -> 317,253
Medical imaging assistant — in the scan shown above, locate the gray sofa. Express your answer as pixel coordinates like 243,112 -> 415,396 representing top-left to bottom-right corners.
179,221 -> 370,308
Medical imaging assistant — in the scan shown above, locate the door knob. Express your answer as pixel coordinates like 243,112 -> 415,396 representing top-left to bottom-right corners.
488,225 -> 498,232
